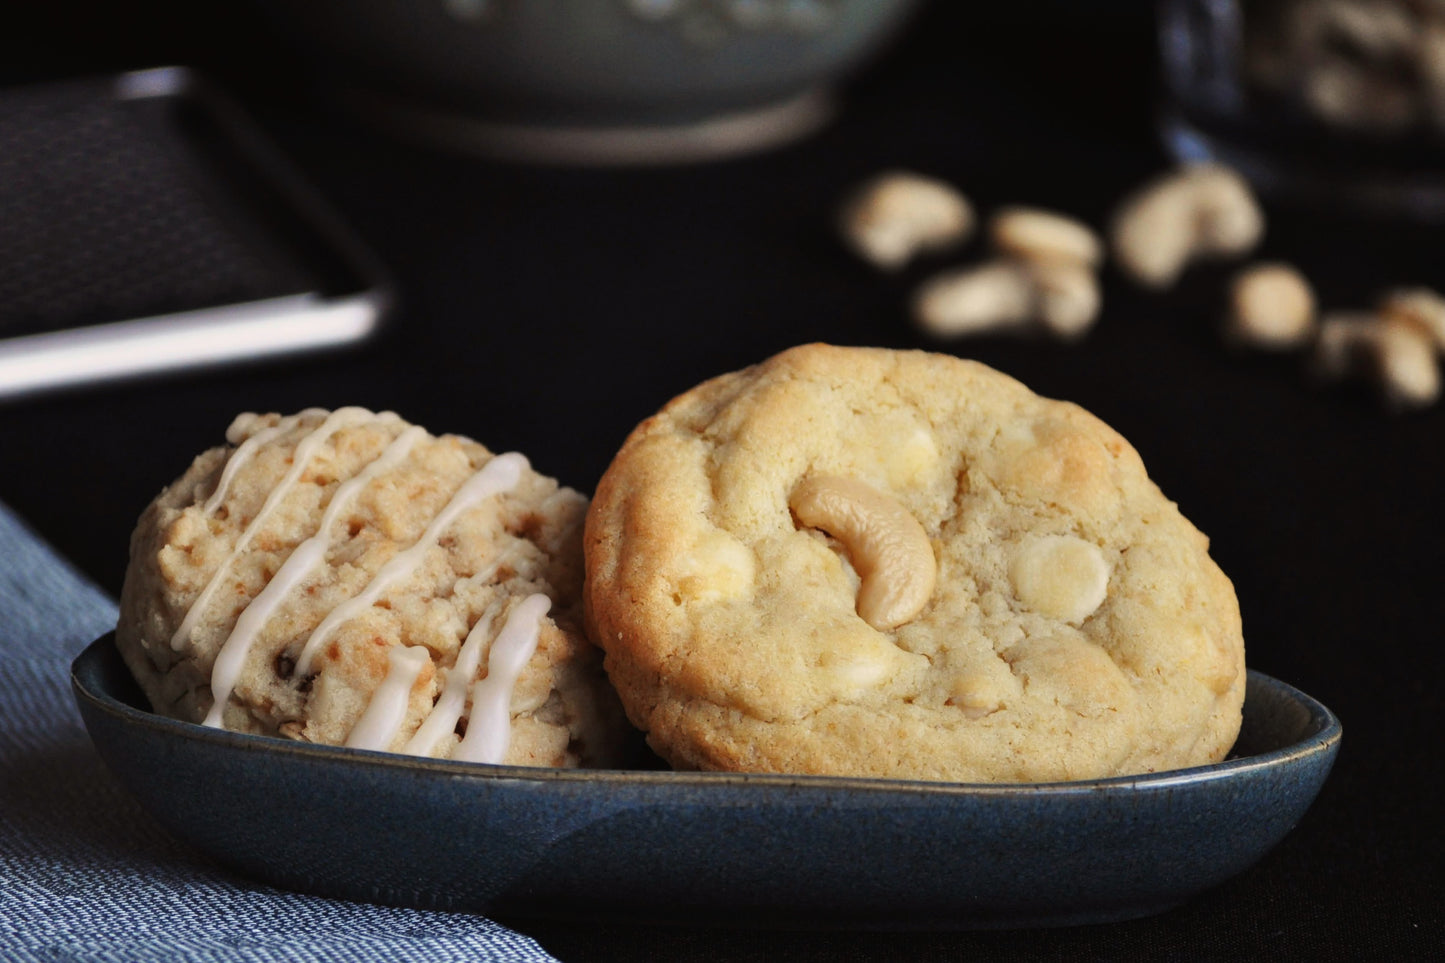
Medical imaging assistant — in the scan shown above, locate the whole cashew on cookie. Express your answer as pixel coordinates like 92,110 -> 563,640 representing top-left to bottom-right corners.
790,475 -> 937,631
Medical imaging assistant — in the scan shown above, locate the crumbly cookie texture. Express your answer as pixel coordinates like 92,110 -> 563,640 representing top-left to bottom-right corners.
584,344 -> 1245,783
118,408 -> 626,767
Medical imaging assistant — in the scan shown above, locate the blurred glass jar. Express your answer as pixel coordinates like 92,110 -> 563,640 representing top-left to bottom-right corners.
1160,0 -> 1445,217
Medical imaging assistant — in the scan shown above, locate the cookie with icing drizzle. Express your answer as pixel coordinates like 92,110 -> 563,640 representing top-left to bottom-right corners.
117,408 -> 627,767
584,344 -> 1246,783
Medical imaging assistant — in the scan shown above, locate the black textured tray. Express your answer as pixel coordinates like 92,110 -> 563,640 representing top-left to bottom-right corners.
0,67 -> 388,396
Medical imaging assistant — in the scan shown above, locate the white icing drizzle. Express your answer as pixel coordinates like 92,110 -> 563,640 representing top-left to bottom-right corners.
344,645 -> 432,751
201,425 -> 427,728
402,596 -> 505,757
204,409 -> 327,514
398,540 -> 532,753
293,452 -> 530,677
453,593 -> 551,765
170,407 -> 382,651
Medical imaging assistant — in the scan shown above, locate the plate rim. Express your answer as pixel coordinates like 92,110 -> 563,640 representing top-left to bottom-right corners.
72,632 -> 1342,798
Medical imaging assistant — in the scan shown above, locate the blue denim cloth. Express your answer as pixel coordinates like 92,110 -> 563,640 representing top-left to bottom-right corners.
0,500 -> 559,963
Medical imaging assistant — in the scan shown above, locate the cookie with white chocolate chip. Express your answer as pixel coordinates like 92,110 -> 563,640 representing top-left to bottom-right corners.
117,408 -> 628,767
584,344 -> 1245,783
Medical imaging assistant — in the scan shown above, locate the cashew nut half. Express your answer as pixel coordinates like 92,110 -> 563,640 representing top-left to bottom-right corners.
1226,262 -> 1317,349
838,171 -> 975,271
1111,164 -> 1264,289
790,475 -> 937,630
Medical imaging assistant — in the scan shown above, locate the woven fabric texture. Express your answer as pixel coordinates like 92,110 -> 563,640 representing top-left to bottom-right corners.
0,499 -> 558,963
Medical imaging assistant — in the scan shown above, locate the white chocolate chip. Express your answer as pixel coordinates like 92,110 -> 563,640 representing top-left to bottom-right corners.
947,671 -> 1007,719
1009,535 -> 1110,624
673,530 -> 756,602
817,646 -> 896,691
883,425 -> 941,488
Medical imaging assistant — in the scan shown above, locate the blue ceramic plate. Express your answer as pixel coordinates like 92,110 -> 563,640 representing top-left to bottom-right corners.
72,633 -> 1340,929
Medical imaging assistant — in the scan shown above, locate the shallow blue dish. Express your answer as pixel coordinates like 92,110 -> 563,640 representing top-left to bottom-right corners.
72,633 -> 1339,929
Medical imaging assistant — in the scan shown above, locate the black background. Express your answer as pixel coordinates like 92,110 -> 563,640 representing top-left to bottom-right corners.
1,1 -> 1441,958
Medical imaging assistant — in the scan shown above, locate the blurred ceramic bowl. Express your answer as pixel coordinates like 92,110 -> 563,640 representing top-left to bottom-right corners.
250,0 -> 928,162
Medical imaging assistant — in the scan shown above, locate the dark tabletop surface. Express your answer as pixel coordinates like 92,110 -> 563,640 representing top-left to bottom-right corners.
2,1 -> 1442,959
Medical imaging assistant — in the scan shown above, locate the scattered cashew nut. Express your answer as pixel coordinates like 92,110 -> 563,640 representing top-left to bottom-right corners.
913,258 -> 1100,341
838,171 -> 975,271
1380,287 -> 1445,352
989,206 -> 1104,269
1313,311 -> 1441,409
1111,164 -> 1265,289
1375,320 -> 1442,407
912,261 -> 1034,337
1305,58 -> 1418,133
1303,0 -> 1417,61
1226,262 -> 1318,349
1298,0 -> 1421,132
1421,22 -> 1445,128
1250,0 -> 1429,132
789,475 -> 937,630
1030,260 -> 1102,339
1241,0 -> 1445,134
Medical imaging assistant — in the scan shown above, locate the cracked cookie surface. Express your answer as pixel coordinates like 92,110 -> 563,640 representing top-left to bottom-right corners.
583,344 -> 1245,782
118,408 -> 626,767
